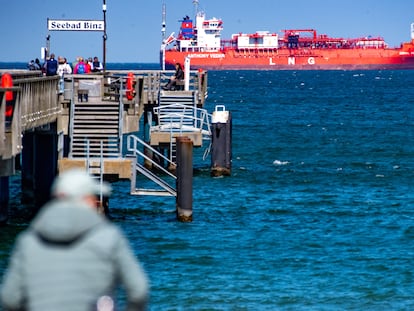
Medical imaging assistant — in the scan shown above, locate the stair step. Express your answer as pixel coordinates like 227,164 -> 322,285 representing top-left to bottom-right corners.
72,146 -> 119,151
74,115 -> 119,120
130,188 -> 175,196
74,105 -> 119,108
88,168 -> 103,175
73,124 -> 119,128
72,142 -> 119,147
73,129 -> 119,134
72,152 -> 119,156
74,111 -> 119,115
72,140 -> 118,144
72,141 -> 117,143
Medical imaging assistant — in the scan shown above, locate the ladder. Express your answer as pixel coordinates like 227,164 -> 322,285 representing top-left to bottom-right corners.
86,140 -> 107,213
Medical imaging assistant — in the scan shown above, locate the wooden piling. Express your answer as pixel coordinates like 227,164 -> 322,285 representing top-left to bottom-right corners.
175,136 -> 193,222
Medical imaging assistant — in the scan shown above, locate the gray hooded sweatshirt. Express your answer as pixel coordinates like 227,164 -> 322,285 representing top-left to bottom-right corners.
1,199 -> 149,311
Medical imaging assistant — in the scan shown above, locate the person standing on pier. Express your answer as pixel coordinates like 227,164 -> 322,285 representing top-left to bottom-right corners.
74,57 -> 90,74
57,57 -> 72,94
44,53 -> 58,76
91,56 -> 103,72
0,169 -> 149,311
57,56 -> 72,76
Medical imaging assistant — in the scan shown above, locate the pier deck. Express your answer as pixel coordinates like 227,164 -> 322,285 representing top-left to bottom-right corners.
0,69 -> 208,178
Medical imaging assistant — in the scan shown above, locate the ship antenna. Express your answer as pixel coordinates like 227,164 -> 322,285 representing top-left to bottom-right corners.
193,0 -> 199,16
161,1 -> 166,40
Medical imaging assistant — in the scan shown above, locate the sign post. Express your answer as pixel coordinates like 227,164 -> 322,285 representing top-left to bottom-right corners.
47,17 -> 106,69
103,0 -> 107,72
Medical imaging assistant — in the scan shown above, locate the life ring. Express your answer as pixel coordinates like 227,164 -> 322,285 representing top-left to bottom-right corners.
1,73 -> 15,120
1,73 -> 14,101
126,72 -> 134,100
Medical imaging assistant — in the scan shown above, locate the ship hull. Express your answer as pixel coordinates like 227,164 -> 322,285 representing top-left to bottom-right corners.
163,48 -> 414,70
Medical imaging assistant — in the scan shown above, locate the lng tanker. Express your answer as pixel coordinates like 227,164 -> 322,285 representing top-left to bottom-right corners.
160,3 -> 414,70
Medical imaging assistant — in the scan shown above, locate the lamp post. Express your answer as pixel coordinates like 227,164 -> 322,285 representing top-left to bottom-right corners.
103,0 -> 107,72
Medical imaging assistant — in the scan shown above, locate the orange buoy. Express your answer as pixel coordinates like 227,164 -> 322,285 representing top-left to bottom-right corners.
1,73 -> 13,101
126,72 -> 134,100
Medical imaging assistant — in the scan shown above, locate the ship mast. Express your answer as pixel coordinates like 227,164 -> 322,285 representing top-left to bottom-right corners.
161,1 -> 166,41
411,22 -> 414,41
193,0 -> 199,17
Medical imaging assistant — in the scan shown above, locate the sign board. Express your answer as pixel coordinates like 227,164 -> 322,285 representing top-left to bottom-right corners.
48,19 -> 104,31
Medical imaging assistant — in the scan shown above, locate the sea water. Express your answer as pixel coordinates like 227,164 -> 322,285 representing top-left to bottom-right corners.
1,66 -> 414,310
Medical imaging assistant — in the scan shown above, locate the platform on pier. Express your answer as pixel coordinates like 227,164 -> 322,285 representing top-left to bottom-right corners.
58,158 -> 132,179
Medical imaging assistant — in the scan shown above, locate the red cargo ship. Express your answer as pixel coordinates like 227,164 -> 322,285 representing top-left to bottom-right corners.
160,3 -> 414,70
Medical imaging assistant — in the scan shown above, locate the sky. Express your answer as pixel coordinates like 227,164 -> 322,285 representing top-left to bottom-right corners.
1,0 -> 413,64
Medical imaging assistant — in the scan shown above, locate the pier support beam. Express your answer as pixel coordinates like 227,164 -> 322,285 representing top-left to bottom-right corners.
0,157 -> 15,224
21,131 -> 35,205
33,123 -> 58,210
176,136 -> 193,222
21,123 -> 58,214
211,106 -> 232,177
0,176 -> 9,224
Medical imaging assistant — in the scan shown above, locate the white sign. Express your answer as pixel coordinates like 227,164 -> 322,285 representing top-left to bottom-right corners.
48,19 -> 104,31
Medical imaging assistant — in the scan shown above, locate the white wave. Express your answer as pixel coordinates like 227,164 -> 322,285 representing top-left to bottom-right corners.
273,160 -> 289,166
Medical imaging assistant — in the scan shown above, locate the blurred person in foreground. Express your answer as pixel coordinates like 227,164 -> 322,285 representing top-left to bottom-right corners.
0,169 -> 149,311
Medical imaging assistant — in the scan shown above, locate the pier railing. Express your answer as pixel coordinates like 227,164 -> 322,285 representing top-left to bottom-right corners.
0,72 -> 60,160
152,103 -> 212,139
108,69 -> 208,107
18,76 -> 61,131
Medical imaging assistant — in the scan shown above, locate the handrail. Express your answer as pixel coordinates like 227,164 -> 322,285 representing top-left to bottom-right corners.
152,103 -> 212,137
127,134 -> 176,180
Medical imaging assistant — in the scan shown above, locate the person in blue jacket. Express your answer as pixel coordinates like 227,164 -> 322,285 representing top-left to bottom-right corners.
44,53 -> 58,76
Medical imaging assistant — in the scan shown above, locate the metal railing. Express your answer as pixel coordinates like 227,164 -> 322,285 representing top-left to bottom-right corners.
0,74 -> 60,159
152,103 -> 212,139
127,134 -> 177,196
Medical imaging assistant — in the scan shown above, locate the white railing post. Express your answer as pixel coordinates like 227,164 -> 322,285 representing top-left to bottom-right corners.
184,57 -> 190,91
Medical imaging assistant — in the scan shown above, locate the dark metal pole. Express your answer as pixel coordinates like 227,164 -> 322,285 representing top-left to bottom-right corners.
46,34 -> 50,59
103,0 -> 107,72
176,136 -> 193,222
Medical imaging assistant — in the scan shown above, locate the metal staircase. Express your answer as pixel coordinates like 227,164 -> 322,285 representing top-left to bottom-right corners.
69,96 -> 122,158
127,135 -> 177,197
151,90 -> 212,163
126,91 -> 212,197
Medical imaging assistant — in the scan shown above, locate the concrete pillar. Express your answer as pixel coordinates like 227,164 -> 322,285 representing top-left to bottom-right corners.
175,136 -> 193,222
211,106 -> 232,177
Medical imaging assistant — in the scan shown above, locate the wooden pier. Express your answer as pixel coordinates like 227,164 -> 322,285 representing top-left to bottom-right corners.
0,69 -> 210,221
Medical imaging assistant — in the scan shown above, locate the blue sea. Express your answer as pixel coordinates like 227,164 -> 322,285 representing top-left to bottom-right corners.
1,63 -> 414,310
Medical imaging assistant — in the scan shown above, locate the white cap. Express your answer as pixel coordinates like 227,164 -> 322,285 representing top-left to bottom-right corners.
52,169 -> 112,198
